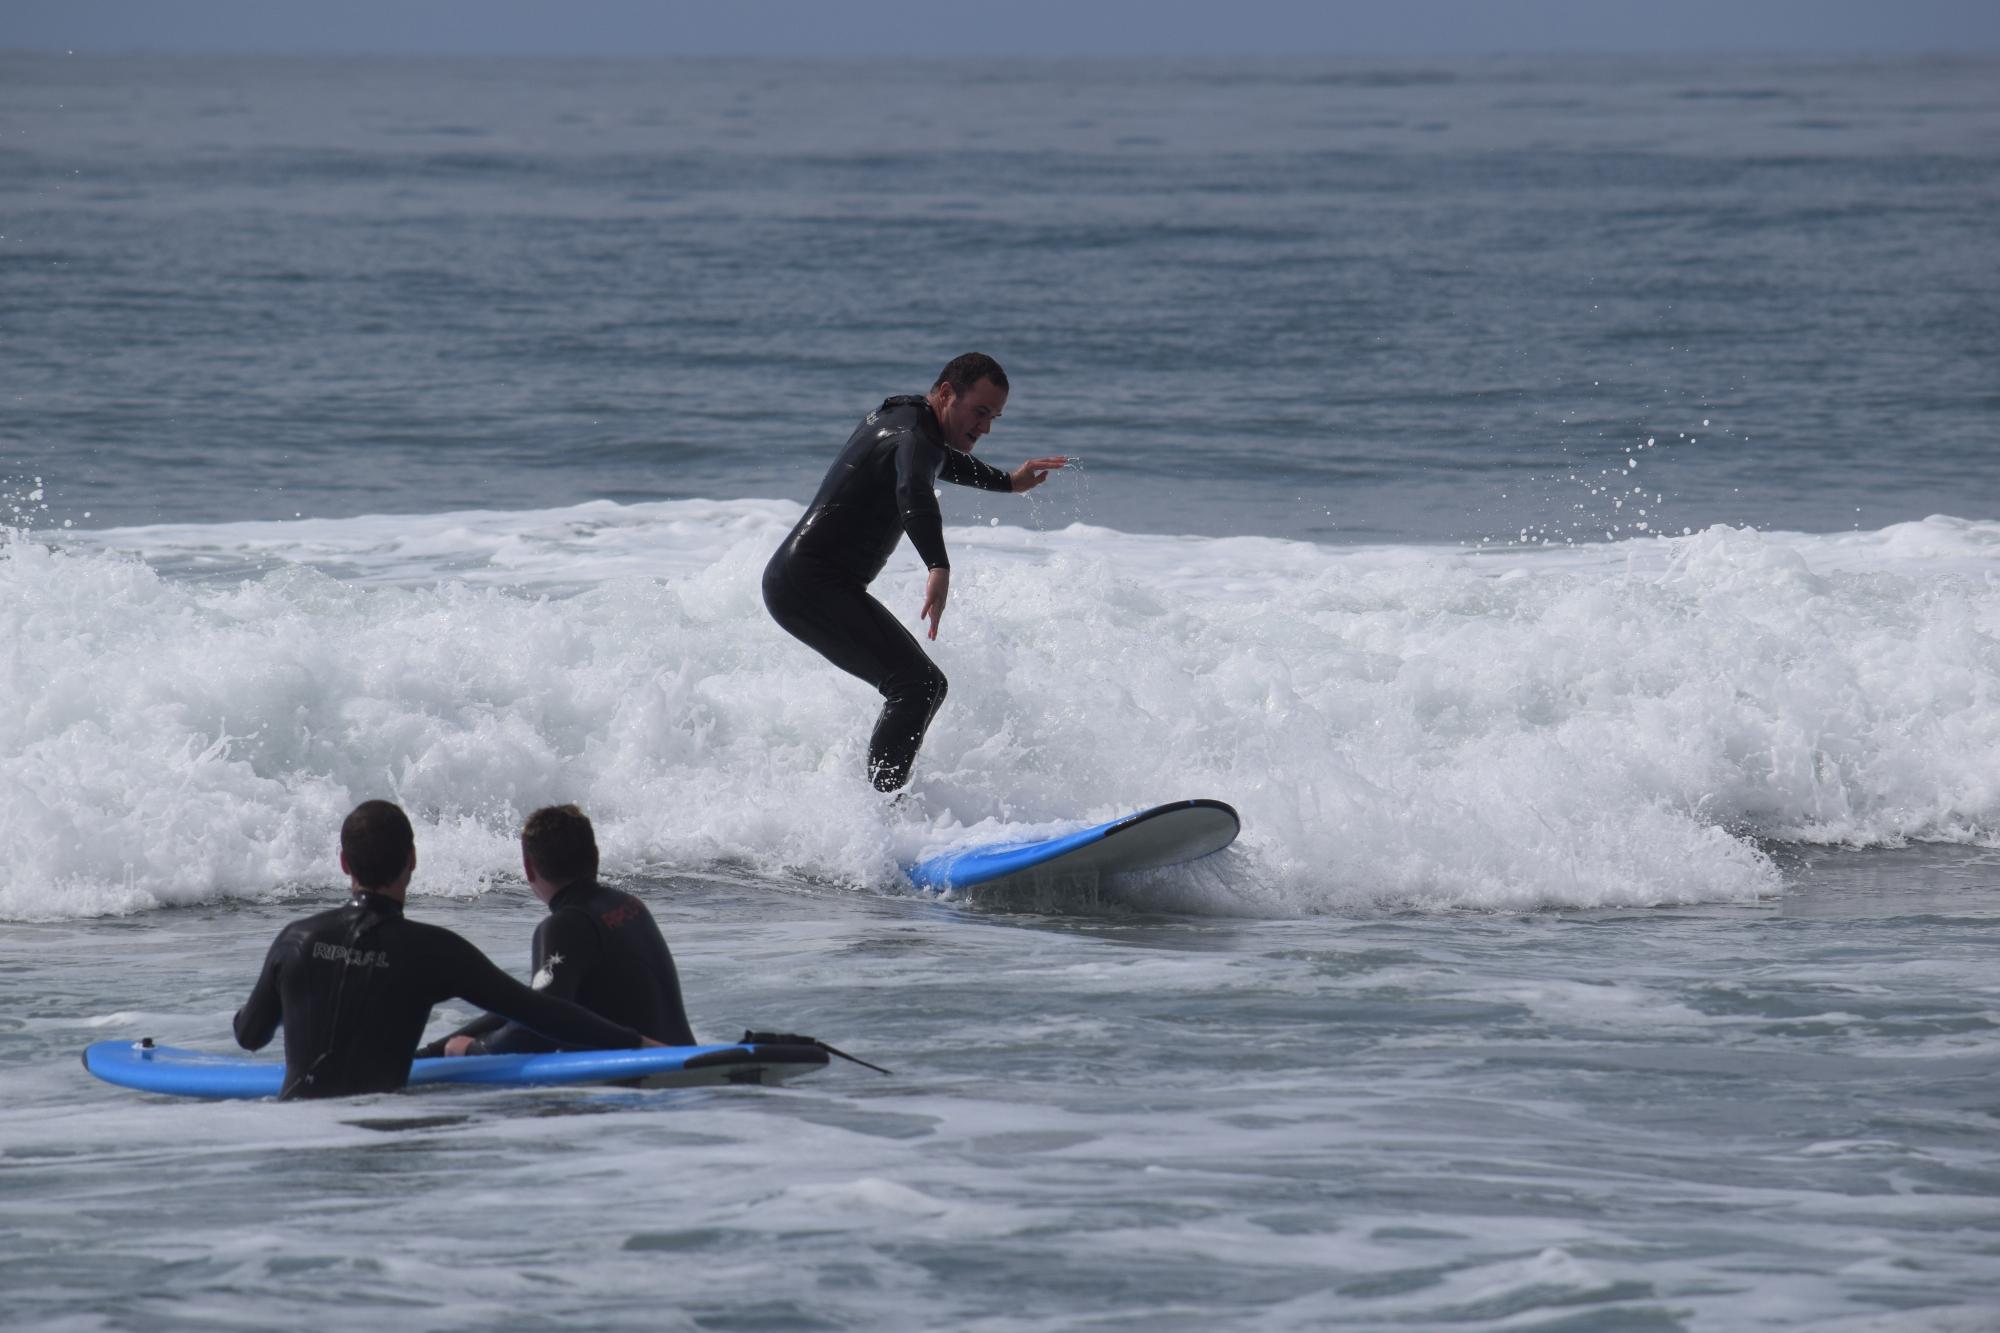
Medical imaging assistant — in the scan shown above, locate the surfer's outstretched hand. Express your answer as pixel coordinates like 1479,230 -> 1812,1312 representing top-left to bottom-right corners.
920,566 -> 950,640
1010,456 -> 1071,493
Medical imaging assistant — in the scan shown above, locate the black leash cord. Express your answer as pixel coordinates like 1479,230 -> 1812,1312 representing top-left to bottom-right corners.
739,1029 -> 892,1076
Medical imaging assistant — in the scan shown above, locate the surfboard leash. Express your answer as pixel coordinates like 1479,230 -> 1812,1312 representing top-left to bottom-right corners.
739,1029 -> 892,1076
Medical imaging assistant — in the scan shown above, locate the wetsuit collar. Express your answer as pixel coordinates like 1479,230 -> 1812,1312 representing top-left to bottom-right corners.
545,880 -> 597,914
348,891 -> 405,917
881,394 -> 947,447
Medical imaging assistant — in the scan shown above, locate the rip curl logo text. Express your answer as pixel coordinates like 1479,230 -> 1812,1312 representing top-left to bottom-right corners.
311,942 -> 390,968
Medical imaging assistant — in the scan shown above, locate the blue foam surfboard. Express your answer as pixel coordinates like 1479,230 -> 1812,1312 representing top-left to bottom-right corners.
82,1039 -> 829,1100
905,798 -> 1239,894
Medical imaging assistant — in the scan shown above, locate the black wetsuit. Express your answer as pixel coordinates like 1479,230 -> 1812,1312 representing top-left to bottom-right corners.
436,879 -> 697,1054
233,893 -> 646,1100
763,394 -> 1013,791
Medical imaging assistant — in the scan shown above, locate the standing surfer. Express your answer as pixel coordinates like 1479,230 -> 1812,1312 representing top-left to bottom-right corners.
763,353 -> 1067,793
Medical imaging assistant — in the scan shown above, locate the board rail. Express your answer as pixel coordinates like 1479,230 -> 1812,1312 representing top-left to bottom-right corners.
82,1038 -> 829,1100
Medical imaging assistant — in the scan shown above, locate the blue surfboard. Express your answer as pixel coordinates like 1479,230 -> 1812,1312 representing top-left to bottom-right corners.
905,798 -> 1239,895
82,1038 -> 829,1101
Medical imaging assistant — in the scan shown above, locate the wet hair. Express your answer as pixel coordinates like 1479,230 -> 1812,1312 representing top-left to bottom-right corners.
932,352 -> 1008,396
340,800 -> 414,891
521,803 -> 599,888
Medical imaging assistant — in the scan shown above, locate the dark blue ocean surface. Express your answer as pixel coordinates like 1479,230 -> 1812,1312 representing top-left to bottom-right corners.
2,53 -> 1995,542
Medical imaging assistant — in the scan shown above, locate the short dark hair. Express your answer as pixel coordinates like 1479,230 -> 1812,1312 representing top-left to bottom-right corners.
933,352 -> 1008,395
522,804 -> 598,888
341,800 -> 414,890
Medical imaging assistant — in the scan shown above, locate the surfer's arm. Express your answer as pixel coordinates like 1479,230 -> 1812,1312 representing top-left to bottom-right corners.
428,918 -> 558,1056
938,448 -> 1015,493
892,433 -> 951,570
463,914 -> 601,1055
445,933 -> 650,1051
232,930 -> 290,1051
420,1007 -> 503,1058
941,449 -> 1067,494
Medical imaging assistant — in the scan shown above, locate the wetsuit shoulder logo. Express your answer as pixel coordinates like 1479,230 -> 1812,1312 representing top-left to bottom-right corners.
531,954 -> 564,990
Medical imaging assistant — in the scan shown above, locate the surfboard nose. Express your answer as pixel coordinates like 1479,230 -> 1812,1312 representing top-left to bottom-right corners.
904,799 -> 1240,895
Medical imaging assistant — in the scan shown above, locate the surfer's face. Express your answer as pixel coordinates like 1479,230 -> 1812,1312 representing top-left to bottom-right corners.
930,378 -> 1007,453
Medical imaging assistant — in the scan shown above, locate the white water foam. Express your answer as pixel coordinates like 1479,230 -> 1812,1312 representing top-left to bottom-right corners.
6,503 -> 1998,920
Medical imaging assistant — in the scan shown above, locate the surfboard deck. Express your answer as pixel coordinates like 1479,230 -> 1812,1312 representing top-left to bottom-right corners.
82,1039 -> 829,1100
904,798 -> 1239,895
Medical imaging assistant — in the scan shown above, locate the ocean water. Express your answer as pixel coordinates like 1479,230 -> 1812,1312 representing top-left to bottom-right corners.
3,52 -> 1999,1330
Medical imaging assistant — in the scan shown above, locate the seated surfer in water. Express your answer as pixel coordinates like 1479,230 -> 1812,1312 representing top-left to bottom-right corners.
233,800 -> 660,1100
762,352 -> 1068,793
424,803 -> 697,1056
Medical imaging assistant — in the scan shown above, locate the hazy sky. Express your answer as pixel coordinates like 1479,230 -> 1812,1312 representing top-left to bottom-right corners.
5,0 -> 1999,59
